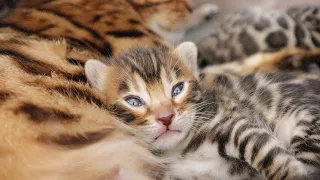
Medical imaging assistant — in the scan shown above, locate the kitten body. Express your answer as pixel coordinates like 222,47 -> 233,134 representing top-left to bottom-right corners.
162,72 -> 320,180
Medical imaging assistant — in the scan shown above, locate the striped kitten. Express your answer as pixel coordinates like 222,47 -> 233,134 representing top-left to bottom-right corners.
86,42 -> 320,180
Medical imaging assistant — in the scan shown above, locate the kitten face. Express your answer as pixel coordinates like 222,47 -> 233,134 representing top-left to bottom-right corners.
85,42 -> 201,151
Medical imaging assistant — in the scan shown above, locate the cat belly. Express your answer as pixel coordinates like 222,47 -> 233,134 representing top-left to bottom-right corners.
166,142 -> 262,180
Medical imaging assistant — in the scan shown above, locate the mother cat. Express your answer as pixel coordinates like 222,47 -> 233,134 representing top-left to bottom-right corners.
0,0 -> 217,179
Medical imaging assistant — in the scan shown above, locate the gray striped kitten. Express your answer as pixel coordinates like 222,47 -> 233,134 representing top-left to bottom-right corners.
165,72 -> 320,180
85,42 -> 320,180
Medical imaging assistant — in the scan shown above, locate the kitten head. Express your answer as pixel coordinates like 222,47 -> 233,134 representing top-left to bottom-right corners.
85,42 -> 201,151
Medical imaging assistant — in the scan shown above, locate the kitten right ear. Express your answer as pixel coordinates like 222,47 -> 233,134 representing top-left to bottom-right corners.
85,59 -> 108,90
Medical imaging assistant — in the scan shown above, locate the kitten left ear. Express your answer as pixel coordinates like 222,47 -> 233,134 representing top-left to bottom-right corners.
84,59 -> 108,90
174,41 -> 199,78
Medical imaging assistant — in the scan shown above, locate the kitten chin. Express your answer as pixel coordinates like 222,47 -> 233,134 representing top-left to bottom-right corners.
151,130 -> 187,151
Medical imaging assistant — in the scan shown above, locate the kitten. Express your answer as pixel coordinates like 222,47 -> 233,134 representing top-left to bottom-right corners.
85,42 -> 320,180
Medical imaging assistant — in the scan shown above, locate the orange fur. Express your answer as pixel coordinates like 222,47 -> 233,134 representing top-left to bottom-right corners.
0,0 -> 214,178
127,0 -> 192,31
1,0 -> 169,56
0,33 -> 165,180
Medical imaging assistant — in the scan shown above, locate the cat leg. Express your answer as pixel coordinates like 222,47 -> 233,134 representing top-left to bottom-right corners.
209,116 -> 309,180
232,48 -> 320,74
199,48 -> 320,80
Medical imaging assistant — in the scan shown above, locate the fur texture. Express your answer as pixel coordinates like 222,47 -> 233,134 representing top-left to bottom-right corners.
198,4 -> 320,72
0,33 -> 165,180
0,0 -> 218,49
0,1 -> 218,179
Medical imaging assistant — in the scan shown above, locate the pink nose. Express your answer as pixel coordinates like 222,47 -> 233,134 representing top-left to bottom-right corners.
157,114 -> 174,127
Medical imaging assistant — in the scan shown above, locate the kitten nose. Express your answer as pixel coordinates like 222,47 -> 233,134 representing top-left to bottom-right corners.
157,113 -> 174,127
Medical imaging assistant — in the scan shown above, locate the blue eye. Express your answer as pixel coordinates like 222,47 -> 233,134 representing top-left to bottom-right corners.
125,96 -> 143,107
172,83 -> 184,97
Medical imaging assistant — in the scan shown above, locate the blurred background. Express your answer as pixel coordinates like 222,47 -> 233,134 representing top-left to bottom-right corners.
195,0 -> 319,15
187,0 -> 319,42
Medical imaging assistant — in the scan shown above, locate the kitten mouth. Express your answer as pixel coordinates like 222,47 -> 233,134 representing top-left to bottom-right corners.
155,130 -> 181,140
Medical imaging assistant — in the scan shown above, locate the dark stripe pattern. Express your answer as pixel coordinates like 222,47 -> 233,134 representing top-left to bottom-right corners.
16,103 -> 79,123
38,128 -> 112,148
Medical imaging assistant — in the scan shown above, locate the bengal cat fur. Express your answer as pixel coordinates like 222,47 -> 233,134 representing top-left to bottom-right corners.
0,33 -> 166,180
0,0 -> 218,52
86,42 -> 320,180
197,4 -> 320,71
0,0 -> 219,179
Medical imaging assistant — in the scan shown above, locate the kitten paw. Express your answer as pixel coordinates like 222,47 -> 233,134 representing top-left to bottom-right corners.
185,3 -> 219,30
196,3 -> 219,22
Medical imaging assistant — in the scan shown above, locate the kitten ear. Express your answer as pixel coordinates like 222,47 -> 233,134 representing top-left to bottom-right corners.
174,41 -> 199,78
85,59 -> 108,90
